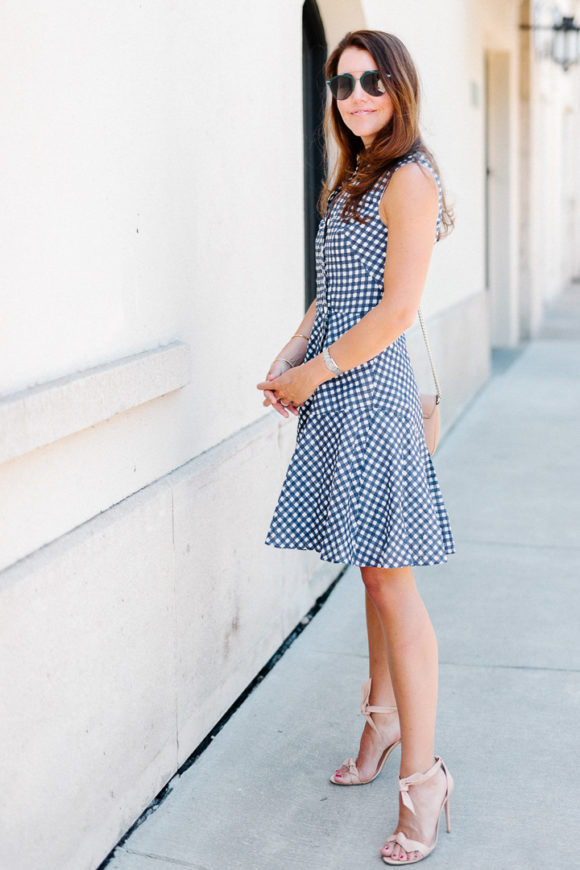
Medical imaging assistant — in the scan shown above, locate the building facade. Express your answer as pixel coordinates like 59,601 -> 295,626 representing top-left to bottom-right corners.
1,1 -> 578,867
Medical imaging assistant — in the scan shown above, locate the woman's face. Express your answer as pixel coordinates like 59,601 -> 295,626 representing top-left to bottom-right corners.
335,46 -> 394,148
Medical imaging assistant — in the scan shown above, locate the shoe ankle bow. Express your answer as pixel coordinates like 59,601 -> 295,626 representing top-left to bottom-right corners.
398,756 -> 443,814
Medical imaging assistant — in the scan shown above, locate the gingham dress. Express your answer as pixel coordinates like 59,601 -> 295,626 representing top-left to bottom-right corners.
266,152 -> 455,567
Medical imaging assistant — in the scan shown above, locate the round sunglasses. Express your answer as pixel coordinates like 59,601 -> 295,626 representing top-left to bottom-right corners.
326,70 -> 391,101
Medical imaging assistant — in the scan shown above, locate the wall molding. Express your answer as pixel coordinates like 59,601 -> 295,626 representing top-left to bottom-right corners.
0,342 -> 191,465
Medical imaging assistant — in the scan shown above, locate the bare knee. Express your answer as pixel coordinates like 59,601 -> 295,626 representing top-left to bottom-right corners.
360,565 -> 415,606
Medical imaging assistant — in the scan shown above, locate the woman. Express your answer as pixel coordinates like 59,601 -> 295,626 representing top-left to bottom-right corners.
257,30 -> 455,865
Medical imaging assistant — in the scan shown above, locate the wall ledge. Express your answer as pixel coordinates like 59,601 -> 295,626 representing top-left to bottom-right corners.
0,342 -> 191,465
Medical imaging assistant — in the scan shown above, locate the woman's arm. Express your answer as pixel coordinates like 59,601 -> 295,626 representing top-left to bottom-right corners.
274,300 -> 317,368
325,162 -> 439,370
257,163 -> 439,406
261,300 -> 317,418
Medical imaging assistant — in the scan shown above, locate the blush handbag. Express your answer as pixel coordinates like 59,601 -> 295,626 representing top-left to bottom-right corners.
417,307 -> 441,456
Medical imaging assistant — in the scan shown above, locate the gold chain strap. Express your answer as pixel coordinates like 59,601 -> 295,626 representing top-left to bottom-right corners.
417,307 -> 442,404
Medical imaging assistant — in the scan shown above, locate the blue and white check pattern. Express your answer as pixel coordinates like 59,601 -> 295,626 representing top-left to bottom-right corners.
266,153 -> 455,567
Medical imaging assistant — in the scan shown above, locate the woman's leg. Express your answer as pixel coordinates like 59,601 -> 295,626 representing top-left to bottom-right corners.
365,589 -> 396,703
362,566 -> 437,775
361,565 -> 447,862
333,590 -> 400,782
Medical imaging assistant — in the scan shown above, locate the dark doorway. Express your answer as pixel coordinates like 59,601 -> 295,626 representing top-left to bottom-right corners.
302,0 -> 327,307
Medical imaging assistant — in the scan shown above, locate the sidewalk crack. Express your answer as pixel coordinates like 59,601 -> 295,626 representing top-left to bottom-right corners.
124,847 -> 211,869
439,660 -> 580,674
453,537 -> 580,551
307,650 -> 580,673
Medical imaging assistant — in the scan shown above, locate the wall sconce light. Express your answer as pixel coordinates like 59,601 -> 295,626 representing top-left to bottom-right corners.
521,9 -> 580,71
551,15 -> 580,69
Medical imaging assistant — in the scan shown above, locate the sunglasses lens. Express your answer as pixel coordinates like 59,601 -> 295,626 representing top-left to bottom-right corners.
361,71 -> 386,96
329,75 -> 354,100
328,72 -> 387,100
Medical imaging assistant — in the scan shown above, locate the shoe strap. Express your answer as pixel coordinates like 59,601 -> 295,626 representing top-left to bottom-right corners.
384,830 -> 428,857
360,678 -> 397,737
399,755 -> 443,814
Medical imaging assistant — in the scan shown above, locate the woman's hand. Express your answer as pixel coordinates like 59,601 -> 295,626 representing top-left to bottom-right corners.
258,359 -> 326,417
260,359 -> 300,419
260,303 -> 318,418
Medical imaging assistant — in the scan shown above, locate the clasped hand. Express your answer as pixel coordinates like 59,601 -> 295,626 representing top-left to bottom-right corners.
257,361 -> 318,419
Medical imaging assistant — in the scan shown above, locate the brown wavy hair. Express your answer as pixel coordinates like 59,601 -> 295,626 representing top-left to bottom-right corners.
320,30 -> 454,240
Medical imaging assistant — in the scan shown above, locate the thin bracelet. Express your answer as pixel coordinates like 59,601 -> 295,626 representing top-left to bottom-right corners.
292,333 -> 310,341
322,347 -> 343,377
275,357 -> 294,368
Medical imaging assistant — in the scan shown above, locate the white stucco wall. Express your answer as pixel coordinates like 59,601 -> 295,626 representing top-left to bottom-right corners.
1,1 -> 578,867
519,0 -> 580,336
1,4 -> 334,867
1,0 -> 307,564
0,415 -> 336,870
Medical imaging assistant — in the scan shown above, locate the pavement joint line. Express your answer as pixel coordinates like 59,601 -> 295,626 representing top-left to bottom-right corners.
306,649 -> 372,659
437,661 -> 580,674
123,848 -> 210,869
452,538 -> 580,551
306,651 -> 580,674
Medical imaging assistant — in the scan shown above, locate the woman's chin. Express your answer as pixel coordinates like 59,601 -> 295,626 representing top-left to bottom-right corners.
349,122 -> 380,144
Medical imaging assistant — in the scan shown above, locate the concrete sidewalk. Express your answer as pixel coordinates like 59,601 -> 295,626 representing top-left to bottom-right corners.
107,288 -> 580,870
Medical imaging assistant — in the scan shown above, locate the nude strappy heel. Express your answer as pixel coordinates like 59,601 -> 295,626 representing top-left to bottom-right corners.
381,755 -> 454,865
330,678 -> 401,786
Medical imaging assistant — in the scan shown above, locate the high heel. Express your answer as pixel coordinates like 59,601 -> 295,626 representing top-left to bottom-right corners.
330,678 -> 401,786
381,756 -> 454,865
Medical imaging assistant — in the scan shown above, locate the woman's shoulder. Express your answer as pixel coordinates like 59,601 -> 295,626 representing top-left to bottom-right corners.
378,153 -> 441,226
382,151 -> 439,185
376,153 -> 438,197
